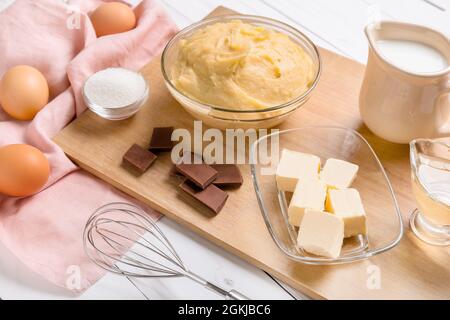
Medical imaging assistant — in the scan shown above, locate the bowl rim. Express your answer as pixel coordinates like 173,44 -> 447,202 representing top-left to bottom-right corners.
161,14 -> 322,114
250,125 -> 404,264
208,99 -> 304,122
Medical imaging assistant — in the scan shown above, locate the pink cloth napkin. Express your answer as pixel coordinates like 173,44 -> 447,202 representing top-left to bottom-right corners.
0,0 -> 177,293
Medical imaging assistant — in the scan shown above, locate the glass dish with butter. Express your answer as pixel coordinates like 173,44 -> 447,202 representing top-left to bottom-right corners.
250,126 -> 403,264
161,15 -> 321,129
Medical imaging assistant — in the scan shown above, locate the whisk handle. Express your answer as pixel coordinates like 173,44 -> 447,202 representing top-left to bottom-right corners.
186,271 -> 250,300
225,289 -> 250,300
204,282 -> 250,300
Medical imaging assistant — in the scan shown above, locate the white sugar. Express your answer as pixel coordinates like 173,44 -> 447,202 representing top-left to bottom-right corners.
84,68 -> 147,108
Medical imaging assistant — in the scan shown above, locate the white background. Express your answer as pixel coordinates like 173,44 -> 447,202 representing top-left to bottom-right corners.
0,0 -> 448,300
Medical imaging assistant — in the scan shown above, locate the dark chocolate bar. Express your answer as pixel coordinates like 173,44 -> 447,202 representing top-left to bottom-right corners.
179,180 -> 228,214
211,164 -> 243,187
123,144 -> 157,173
176,163 -> 218,189
149,127 -> 174,152
170,152 -> 204,178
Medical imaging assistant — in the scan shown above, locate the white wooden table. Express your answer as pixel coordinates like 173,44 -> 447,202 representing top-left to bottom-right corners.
0,0 -> 448,300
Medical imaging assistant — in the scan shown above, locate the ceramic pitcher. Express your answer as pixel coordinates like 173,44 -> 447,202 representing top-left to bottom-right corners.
360,21 -> 450,144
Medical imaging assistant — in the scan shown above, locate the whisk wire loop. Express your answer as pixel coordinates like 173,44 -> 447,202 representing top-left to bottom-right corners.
83,202 -> 249,300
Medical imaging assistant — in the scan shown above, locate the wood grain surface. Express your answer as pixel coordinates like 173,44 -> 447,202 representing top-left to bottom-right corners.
53,6 -> 450,300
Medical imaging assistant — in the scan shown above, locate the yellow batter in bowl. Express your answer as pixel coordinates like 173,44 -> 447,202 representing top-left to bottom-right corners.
171,20 -> 315,110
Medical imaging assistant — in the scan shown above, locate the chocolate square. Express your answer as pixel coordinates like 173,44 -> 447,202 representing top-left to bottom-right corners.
123,144 -> 157,173
179,180 -> 228,214
211,164 -> 243,188
149,127 -> 174,152
170,152 -> 204,178
176,163 -> 218,189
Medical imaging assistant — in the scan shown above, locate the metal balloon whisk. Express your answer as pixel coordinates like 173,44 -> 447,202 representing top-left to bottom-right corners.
83,202 -> 249,300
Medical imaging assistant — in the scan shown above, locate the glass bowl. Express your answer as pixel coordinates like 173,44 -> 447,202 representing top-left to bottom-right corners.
250,126 -> 404,264
83,69 -> 149,121
161,15 -> 321,129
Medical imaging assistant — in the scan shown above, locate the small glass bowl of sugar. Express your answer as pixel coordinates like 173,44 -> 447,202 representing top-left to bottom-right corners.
83,67 -> 149,120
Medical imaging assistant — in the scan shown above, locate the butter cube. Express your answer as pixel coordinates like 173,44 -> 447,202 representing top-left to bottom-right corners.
320,158 -> 359,189
276,149 -> 321,192
297,209 -> 344,259
326,188 -> 367,237
288,179 -> 327,226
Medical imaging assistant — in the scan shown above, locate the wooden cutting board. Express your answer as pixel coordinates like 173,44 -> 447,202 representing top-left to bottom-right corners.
54,6 -> 449,299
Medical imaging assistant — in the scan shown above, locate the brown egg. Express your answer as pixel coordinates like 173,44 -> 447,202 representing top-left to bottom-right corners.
90,2 -> 136,37
0,65 -> 49,120
0,144 -> 50,197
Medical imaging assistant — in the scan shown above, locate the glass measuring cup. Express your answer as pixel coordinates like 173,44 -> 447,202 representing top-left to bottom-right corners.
409,138 -> 450,246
